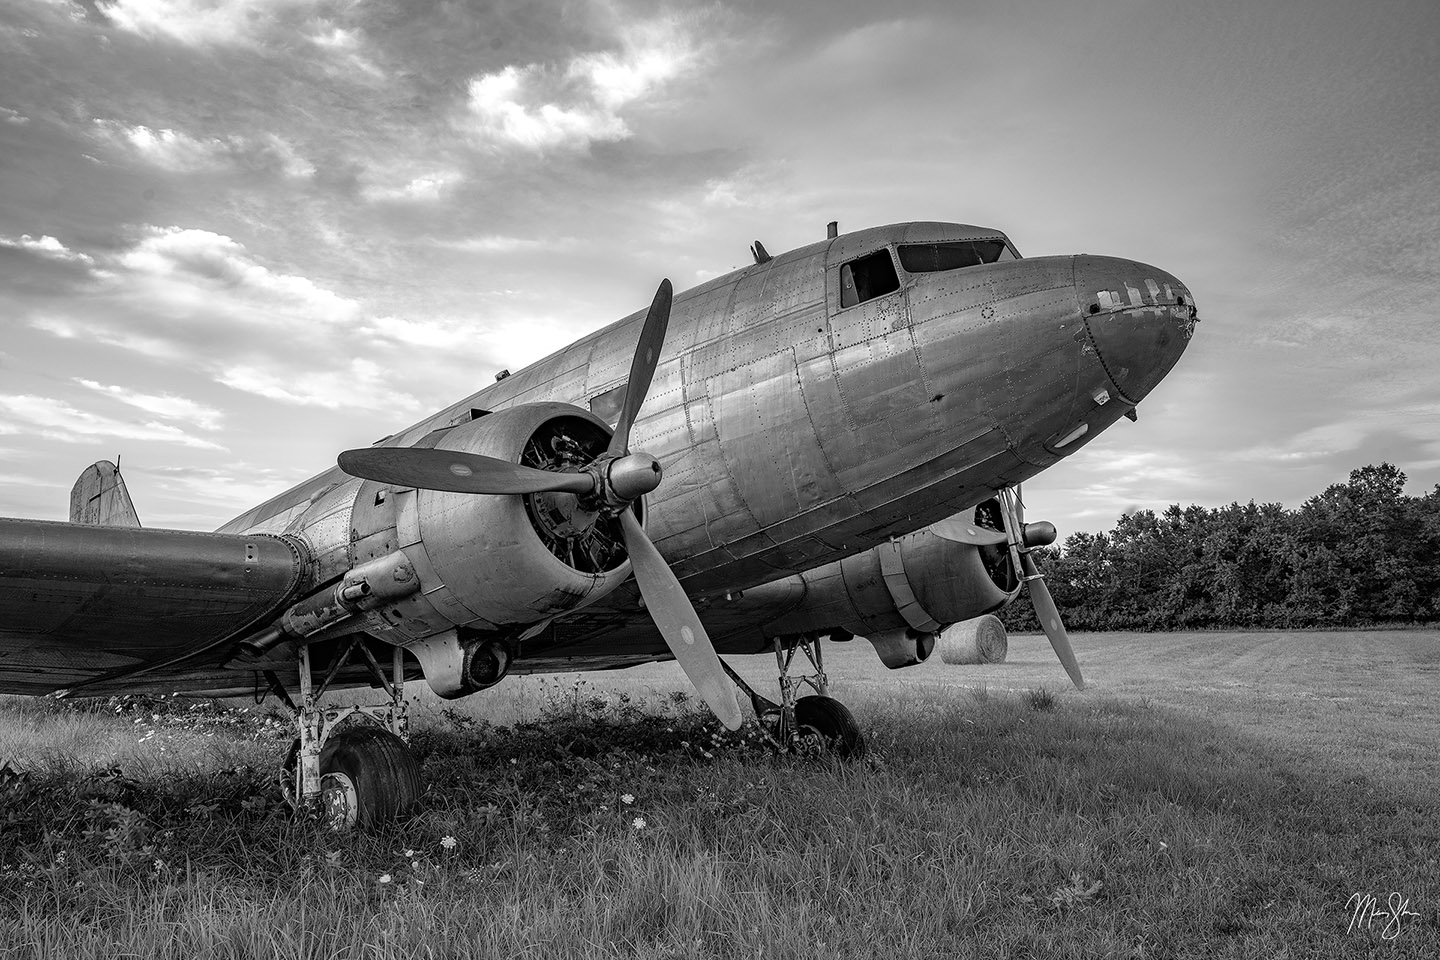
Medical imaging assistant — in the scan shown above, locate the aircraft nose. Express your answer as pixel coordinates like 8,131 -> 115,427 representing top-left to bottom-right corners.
1074,255 -> 1198,404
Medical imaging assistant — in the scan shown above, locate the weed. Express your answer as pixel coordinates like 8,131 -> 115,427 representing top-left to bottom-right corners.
1026,686 -> 1057,712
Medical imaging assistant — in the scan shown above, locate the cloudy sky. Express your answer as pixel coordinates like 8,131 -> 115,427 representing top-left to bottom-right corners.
2,0 -> 1437,539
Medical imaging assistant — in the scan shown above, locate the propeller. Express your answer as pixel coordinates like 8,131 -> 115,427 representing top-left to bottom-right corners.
337,446 -> 594,496
928,517 -> 1008,546
932,488 -> 1085,690
337,279 -> 744,729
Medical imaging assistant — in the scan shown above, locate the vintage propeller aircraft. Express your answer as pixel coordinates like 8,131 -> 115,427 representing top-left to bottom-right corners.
0,221 -> 1197,826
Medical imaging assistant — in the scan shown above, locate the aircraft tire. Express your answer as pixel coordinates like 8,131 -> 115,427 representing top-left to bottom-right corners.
794,695 -> 866,760
319,725 -> 423,829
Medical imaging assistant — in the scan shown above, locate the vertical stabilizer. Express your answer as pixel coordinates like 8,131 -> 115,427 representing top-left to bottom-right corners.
68,460 -> 142,527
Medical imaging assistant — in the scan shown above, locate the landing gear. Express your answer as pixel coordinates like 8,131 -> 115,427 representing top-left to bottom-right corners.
722,634 -> 866,760
318,726 -> 422,829
793,694 -> 865,759
276,638 -> 423,829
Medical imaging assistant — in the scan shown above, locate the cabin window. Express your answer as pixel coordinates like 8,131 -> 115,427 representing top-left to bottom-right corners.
897,239 -> 1013,273
839,249 -> 901,308
589,382 -> 627,424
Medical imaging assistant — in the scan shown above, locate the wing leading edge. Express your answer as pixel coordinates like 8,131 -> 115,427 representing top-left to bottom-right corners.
0,518 -> 308,696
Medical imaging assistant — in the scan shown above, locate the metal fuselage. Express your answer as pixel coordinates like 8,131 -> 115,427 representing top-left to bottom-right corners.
209,222 -> 1193,668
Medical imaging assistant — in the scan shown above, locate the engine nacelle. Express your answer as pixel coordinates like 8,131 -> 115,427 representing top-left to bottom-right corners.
416,405 -> 632,627
344,402 -> 639,697
761,501 -> 1021,669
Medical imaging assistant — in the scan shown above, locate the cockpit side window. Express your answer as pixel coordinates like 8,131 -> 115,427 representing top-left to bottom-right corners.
897,239 -> 1014,273
839,249 -> 901,308
589,382 -> 627,424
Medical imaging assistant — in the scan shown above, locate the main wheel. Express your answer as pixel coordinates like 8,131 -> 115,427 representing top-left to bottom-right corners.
319,725 -> 423,829
793,695 -> 866,760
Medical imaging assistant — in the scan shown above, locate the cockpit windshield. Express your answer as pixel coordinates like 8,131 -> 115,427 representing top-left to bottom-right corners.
897,239 -> 1014,273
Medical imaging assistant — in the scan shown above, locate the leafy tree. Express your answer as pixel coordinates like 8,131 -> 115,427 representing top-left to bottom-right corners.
994,463 -> 1439,632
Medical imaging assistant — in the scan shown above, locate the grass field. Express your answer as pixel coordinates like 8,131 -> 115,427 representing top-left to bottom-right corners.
1,630 -> 1436,958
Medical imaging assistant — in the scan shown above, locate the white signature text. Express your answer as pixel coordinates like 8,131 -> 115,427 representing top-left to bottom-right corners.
1347,892 -> 1420,940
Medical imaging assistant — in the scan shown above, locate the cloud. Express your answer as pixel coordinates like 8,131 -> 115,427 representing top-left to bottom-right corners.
699,162 -> 793,210
102,0 -> 319,47
93,121 -> 315,178
0,395 -> 226,450
1,106 -> 28,125
460,19 -> 697,152
31,315 -> 186,360
0,234 -> 95,265
305,19 -> 384,78
116,226 -> 357,325
217,358 -> 420,411
140,463 -> 317,514
434,235 -> 576,253
22,227 -> 429,413
361,171 -> 461,203
73,378 -> 223,430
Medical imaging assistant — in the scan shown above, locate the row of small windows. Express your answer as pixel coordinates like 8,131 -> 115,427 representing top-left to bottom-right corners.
839,239 -> 1015,308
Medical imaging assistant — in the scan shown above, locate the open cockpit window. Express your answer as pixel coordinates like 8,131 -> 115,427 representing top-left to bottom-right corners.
839,249 -> 901,308
589,382 -> 627,424
897,239 -> 1014,273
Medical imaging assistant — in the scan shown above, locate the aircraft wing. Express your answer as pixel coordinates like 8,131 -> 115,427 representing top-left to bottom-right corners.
0,518 -> 307,697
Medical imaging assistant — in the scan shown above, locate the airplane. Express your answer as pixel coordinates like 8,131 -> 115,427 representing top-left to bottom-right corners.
0,220 -> 1197,827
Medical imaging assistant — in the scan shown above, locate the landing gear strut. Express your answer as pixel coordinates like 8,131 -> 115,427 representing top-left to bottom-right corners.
278,638 -> 422,829
722,635 -> 866,759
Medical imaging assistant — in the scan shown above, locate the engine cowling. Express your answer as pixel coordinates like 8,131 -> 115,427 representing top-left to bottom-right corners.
346,402 -> 639,696
417,405 -> 634,626
760,499 -> 1021,669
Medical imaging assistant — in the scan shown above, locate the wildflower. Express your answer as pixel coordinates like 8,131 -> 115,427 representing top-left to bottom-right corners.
377,873 -> 393,884
620,794 -> 635,805
440,836 -> 458,851
632,817 -> 646,830
403,848 -> 416,858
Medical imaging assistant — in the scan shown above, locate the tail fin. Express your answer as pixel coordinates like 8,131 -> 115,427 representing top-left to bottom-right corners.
68,460 -> 141,527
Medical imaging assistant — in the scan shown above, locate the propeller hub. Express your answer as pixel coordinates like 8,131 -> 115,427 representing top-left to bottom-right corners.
608,453 -> 663,501
1023,520 -> 1057,547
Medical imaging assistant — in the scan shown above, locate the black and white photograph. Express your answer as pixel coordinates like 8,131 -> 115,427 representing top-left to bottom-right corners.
0,0 -> 1435,956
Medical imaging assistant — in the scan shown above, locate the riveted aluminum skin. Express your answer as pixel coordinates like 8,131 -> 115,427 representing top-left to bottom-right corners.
0,519 -> 308,695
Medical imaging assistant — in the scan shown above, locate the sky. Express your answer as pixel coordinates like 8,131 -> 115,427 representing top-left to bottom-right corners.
1,0 -> 1438,540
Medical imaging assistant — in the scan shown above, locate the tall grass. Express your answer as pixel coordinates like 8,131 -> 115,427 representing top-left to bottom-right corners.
1,654 -> 1435,958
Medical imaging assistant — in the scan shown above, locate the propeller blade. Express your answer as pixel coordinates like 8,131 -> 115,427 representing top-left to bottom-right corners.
607,279 -> 673,459
618,509 -> 743,729
929,517 -> 1009,546
1019,550 -> 1085,690
338,447 -> 594,496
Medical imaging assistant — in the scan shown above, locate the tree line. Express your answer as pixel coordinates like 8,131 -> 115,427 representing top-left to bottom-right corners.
999,463 -> 1440,631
